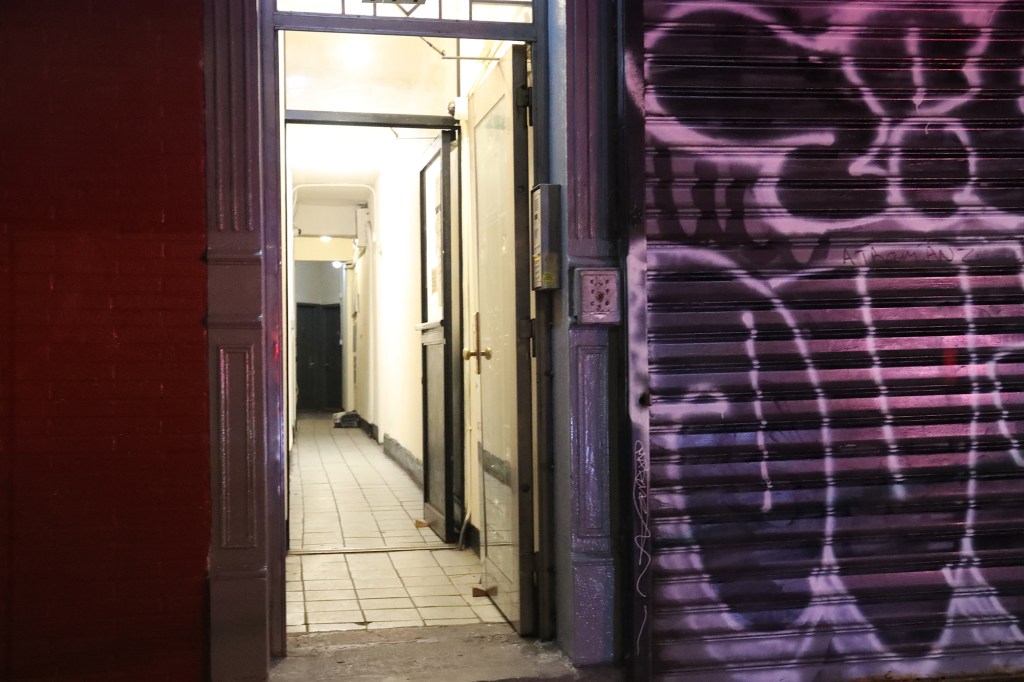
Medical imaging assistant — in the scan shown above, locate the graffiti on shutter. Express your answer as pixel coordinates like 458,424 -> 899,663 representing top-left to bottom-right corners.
635,2 -> 1024,679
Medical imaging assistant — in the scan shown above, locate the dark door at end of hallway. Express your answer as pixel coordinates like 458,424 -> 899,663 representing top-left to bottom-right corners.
296,303 -> 342,412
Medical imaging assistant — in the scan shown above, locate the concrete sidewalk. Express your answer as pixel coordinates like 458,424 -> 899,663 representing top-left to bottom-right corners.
270,624 -> 623,682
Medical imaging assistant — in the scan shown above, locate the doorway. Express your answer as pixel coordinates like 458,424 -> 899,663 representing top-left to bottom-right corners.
295,301 -> 342,412
279,29 -> 538,638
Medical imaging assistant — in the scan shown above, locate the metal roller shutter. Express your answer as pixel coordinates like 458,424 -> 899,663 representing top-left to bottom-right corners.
633,2 -> 1024,680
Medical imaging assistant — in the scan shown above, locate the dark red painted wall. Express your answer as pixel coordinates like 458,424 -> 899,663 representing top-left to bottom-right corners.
0,2 -> 209,679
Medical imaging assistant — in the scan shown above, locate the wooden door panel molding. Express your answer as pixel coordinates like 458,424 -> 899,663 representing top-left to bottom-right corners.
216,343 -> 259,550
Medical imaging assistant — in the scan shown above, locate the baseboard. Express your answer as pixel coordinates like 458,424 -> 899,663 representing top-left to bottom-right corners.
382,434 -> 423,488
357,416 -> 378,441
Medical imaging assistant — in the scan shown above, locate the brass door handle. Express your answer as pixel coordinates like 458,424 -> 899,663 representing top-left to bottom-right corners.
462,347 -> 492,361
463,311 -> 491,374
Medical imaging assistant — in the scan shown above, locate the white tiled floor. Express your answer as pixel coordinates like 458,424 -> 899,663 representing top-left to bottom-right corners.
287,415 -> 504,634
286,549 -> 506,633
289,415 -> 446,551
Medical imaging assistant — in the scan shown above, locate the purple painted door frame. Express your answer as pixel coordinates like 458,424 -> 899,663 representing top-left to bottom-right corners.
203,0 -> 629,677
205,0 -> 286,679
554,0 -> 623,667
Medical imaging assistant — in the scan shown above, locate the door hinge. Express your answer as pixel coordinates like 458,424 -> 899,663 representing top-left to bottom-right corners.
517,85 -> 533,127
519,318 -> 536,358
523,551 -> 538,586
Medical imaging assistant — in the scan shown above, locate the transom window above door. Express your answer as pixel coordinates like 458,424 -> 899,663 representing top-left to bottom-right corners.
276,0 -> 533,24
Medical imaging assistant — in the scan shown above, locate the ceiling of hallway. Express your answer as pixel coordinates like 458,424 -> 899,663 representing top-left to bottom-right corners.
282,30 -> 509,251
284,31 -> 459,193
283,31 -> 504,188
287,124 -> 438,202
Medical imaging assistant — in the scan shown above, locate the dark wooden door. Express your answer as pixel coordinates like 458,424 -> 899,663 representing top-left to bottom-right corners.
296,303 -> 342,412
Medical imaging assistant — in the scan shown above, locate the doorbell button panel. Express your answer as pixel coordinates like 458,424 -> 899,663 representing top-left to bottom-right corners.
574,267 -> 621,325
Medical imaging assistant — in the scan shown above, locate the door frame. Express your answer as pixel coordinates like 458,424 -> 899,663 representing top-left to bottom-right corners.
294,302 -> 343,412
419,130 -> 464,543
284,114 -> 462,546
204,2 -> 554,679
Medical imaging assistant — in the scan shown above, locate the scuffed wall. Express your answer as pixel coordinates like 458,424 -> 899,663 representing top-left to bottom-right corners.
632,2 -> 1024,679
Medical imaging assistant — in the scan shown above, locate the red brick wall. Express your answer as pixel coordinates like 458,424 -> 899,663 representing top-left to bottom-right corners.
0,2 -> 209,679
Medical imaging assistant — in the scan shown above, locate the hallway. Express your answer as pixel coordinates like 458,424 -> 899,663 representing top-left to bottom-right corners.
286,416 -> 505,634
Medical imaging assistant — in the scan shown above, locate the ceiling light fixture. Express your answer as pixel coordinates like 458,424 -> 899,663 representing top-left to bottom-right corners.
320,235 -> 332,243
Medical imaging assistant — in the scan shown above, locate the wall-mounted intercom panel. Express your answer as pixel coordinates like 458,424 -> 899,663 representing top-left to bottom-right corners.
530,184 -> 561,290
574,267 -> 621,326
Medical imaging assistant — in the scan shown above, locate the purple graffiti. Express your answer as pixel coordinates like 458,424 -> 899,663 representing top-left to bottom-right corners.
638,1 -> 1024,679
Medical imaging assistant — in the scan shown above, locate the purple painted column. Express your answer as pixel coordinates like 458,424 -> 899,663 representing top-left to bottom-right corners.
205,1 -> 271,680
560,0 -> 619,667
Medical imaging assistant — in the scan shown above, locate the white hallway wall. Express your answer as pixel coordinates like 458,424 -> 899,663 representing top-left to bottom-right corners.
353,133 -> 436,464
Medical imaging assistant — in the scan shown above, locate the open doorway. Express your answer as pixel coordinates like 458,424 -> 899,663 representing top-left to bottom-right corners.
279,29 -> 538,637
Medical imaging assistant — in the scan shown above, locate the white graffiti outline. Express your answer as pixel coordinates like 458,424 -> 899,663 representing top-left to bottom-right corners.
645,242 -> 1024,680
634,438 -> 652,655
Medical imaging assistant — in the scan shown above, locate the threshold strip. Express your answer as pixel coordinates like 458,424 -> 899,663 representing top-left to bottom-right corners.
289,543 -> 457,555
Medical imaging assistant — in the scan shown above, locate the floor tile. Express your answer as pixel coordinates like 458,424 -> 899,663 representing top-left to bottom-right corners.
390,551 -> 440,567
363,608 -> 421,622
472,604 -> 506,623
306,610 -> 364,624
352,576 -> 404,589
394,566 -> 447,578
417,606 -> 476,620
302,565 -> 350,578
402,574 -> 458,587
450,574 -> 485,587
358,597 -> 415,610
307,623 -> 365,633
304,589 -> 357,602
366,620 -> 423,630
412,595 -> 469,608
406,584 -> 462,597
424,618 -> 480,626
356,586 -> 409,600
286,416 -> 502,635
303,579 -> 355,591
305,599 -> 361,613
